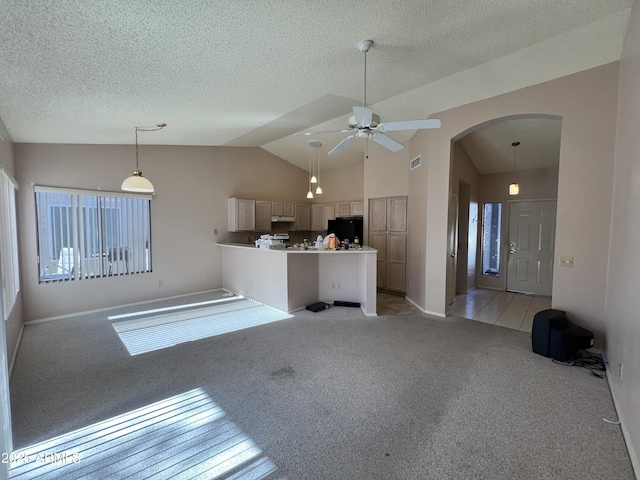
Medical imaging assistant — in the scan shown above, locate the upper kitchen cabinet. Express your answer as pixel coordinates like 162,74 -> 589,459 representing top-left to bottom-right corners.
323,204 -> 335,230
311,204 -> 324,231
294,204 -> 310,231
336,202 -> 351,218
255,200 -> 272,232
272,202 -> 295,218
350,202 -> 364,216
228,198 -> 256,232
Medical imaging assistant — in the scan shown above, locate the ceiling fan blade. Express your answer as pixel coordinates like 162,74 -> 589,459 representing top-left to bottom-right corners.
370,133 -> 405,152
376,118 -> 441,132
353,106 -> 373,127
328,135 -> 358,155
294,128 -> 351,137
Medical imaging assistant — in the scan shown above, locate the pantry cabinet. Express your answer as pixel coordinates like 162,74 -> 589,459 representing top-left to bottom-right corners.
369,196 -> 407,293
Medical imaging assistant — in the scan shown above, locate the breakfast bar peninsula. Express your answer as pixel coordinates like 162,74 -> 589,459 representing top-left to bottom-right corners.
218,243 -> 377,316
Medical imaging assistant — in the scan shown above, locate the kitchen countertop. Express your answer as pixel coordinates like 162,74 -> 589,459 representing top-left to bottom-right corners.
217,243 -> 376,253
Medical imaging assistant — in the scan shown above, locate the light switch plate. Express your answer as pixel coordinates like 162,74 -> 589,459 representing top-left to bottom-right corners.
559,256 -> 574,267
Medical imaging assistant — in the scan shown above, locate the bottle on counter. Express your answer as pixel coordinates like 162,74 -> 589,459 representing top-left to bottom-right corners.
354,236 -> 360,249
316,235 -> 323,250
303,238 -> 309,250
344,238 -> 349,249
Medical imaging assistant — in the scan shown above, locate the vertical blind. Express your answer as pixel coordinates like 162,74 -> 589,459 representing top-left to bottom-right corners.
0,168 -> 19,320
35,186 -> 152,282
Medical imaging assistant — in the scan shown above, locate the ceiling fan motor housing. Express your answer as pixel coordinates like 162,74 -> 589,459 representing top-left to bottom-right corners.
349,113 -> 380,129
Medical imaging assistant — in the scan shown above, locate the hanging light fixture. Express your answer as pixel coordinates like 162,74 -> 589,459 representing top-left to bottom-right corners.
121,123 -> 166,193
309,140 -> 323,195
509,141 -> 520,196
306,141 -> 315,199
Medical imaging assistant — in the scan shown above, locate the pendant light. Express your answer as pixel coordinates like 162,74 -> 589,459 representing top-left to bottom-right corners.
306,141 -> 314,199
121,123 -> 166,193
509,141 -> 520,196
309,140 -> 323,195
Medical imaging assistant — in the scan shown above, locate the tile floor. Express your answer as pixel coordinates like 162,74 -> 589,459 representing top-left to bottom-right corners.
377,291 -> 422,315
451,288 -> 551,333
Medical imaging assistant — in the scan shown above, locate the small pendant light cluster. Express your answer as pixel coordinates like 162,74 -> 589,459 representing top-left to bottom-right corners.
509,141 -> 520,196
121,123 -> 167,193
306,140 -> 323,198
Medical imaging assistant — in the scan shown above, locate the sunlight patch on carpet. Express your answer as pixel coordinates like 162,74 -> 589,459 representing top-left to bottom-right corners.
9,388 -> 277,479
112,299 -> 293,356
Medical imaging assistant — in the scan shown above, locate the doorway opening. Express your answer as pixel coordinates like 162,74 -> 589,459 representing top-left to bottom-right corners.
447,114 -> 561,317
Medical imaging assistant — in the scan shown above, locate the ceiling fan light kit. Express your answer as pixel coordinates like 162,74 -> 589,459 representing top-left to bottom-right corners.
296,40 -> 441,155
122,123 -> 166,193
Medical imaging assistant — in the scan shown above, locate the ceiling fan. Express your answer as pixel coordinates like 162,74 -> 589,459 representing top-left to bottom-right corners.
296,39 -> 441,155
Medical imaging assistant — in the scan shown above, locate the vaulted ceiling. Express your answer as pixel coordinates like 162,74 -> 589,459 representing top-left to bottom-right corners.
0,1 -> 633,173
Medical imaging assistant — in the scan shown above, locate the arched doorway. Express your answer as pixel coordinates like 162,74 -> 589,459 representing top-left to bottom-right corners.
447,114 -> 561,330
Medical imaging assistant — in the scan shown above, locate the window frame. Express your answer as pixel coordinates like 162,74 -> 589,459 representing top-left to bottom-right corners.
34,186 -> 153,283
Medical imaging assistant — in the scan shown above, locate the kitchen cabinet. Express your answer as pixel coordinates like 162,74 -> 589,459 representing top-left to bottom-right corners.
272,202 -> 295,218
311,204 -> 324,231
255,200 -> 272,232
283,202 -> 295,217
294,204 -> 310,231
228,198 -> 256,232
336,201 -> 364,218
369,196 -> 407,293
323,204 -> 335,230
350,201 -> 364,216
336,202 -> 351,218
271,202 -> 283,216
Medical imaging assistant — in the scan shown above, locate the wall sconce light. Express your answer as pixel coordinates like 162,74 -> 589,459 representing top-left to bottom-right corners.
509,141 -> 520,196
121,123 -> 166,193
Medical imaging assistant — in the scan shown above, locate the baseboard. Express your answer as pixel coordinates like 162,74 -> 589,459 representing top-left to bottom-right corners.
404,296 -> 446,318
603,352 -> 640,479
8,324 -> 24,379
24,288 -> 226,325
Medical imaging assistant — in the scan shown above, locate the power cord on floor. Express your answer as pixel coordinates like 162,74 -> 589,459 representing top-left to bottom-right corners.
551,349 -> 606,378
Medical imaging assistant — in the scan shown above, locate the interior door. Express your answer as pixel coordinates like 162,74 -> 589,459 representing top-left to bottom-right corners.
507,200 -> 557,295
446,194 -> 459,307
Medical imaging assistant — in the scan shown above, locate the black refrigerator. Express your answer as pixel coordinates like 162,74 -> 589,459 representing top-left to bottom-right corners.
327,217 -> 363,244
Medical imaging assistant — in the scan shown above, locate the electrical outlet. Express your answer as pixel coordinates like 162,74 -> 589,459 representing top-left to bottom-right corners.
331,282 -> 336,289
157,279 -> 163,287
337,282 -> 341,290
213,228 -> 218,235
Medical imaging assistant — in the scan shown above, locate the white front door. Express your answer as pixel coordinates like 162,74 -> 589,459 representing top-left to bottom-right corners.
507,200 -> 556,296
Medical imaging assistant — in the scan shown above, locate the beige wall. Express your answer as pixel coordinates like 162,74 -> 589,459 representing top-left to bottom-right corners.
605,0 -> 640,472
0,116 -> 22,366
15,144 -> 314,321
402,63 -> 618,336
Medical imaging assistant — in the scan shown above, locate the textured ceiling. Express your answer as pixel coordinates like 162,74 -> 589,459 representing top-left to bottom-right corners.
0,0 -> 634,173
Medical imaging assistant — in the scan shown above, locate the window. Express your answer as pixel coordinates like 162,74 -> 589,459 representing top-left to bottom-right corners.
35,186 -> 152,282
0,168 -> 19,319
481,202 -> 502,276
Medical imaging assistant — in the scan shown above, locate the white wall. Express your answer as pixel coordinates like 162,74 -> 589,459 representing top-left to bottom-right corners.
605,0 -> 640,473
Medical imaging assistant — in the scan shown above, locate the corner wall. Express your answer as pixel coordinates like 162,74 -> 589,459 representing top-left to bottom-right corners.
406,62 -> 619,338
604,0 -> 640,473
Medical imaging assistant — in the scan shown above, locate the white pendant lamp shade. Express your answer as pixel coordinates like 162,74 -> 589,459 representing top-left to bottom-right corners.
121,171 -> 154,193
122,123 -> 166,194
509,141 -> 520,196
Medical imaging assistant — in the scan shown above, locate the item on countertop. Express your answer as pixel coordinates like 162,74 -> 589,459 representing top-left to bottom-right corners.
344,238 -> 349,249
354,236 -> 360,249
316,234 -> 323,249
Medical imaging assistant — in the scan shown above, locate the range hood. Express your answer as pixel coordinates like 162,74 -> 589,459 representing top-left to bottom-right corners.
271,215 -> 295,223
